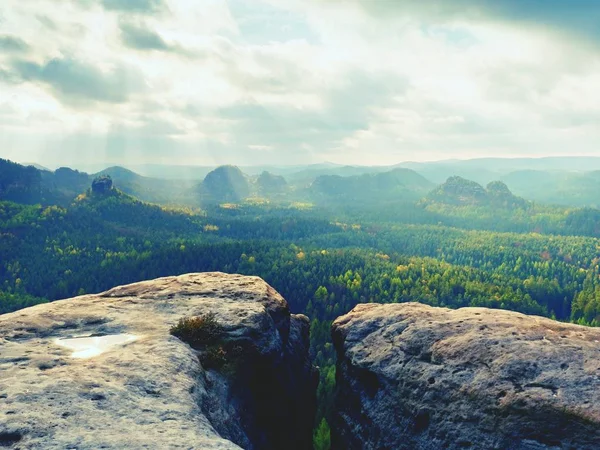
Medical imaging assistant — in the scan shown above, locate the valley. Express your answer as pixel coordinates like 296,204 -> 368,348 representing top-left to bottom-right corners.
2,157 -> 600,447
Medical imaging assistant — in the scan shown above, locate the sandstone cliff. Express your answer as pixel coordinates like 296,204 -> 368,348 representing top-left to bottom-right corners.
0,273 -> 317,449
331,303 -> 600,450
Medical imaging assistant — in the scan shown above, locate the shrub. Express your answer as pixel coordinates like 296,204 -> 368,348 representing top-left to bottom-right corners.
202,345 -> 229,370
171,314 -> 257,372
170,314 -> 224,350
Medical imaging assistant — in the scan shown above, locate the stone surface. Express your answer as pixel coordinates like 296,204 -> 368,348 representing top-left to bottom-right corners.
0,272 -> 316,449
331,303 -> 600,450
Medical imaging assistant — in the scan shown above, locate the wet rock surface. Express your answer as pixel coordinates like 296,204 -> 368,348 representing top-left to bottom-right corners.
331,302 -> 600,450
0,272 -> 316,449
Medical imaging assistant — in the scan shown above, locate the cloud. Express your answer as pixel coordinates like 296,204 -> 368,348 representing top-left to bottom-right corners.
118,21 -> 198,57
338,0 -> 600,44
0,0 -> 599,167
0,35 -> 30,53
214,70 -> 408,155
119,22 -> 169,51
101,0 -> 165,14
35,15 -> 58,30
211,39 -> 320,95
11,57 -> 144,105
472,0 -> 600,44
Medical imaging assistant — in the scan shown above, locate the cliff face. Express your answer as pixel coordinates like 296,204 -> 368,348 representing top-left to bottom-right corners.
331,303 -> 600,450
0,273 -> 317,450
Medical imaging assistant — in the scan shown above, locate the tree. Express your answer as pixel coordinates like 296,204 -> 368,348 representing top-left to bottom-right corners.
313,419 -> 331,450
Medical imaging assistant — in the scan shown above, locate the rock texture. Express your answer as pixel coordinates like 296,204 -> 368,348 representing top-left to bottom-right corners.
331,303 -> 600,450
0,273 -> 317,449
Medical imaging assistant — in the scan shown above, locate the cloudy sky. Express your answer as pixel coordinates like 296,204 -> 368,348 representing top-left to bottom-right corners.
1,0 -> 599,168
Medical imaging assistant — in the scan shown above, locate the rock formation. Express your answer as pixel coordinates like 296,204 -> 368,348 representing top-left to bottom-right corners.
331,303 -> 600,450
201,166 -> 250,203
0,273 -> 317,449
91,175 -> 113,195
256,171 -> 287,195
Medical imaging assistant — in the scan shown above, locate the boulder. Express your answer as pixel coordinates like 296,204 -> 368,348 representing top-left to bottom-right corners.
331,303 -> 600,450
0,273 -> 317,449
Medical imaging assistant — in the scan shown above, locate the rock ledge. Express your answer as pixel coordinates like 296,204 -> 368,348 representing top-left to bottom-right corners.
0,272 -> 316,449
332,303 -> 600,450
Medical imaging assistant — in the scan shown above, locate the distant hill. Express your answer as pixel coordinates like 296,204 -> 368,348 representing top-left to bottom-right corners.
309,168 -> 434,204
425,176 -> 488,205
501,170 -> 600,208
397,157 -> 600,185
480,157 -> 600,172
0,159 -> 44,204
97,166 -> 143,182
95,167 -> 196,205
7,157 -> 600,210
425,177 -> 528,208
251,162 -> 344,178
286,165 -> 391,185
0,159 -> 88,206
200,165 -> 251,203
48,167 -> 90,197
256,171 -> 288,195
397,163 -> 501,185
23,163 -> 50,171
197,167 -> 294,203
121,164 -> 216,180
401,156 -> 600,173
0,159 -> 198,207
123,162 -> 345,180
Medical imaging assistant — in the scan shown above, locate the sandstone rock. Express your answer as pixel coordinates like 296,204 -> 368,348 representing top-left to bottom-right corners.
256,171 -> 287,195
0,272 -> 317,449
331,303 -> 600,450
91,175 -> 113,194
202,166 -> 249,203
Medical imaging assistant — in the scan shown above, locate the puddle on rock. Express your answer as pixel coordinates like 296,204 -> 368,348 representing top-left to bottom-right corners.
54,334 -> 138,358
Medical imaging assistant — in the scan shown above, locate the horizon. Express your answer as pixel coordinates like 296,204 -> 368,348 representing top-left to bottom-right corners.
13,154 -> 600,175
1,0 -> 599,167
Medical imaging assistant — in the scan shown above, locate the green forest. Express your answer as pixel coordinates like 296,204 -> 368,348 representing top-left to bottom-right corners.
2,159 -> 600,448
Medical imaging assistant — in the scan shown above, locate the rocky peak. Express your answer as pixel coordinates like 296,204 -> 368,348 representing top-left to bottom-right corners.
256,171 -> 287,195
91,175 -> 113,195
0,273 -> 317,449
202,166 -> 250,203
426,176 -> 528,208
427,176 -> 489,205
55,167 -> 88,185
486,180 -> 512,195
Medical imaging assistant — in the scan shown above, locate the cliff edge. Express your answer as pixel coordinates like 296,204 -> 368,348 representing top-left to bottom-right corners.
0,273 -> 317,449
331,303 -> 600,450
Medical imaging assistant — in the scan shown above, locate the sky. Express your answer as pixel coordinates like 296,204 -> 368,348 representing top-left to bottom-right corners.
1,0 -> 599,168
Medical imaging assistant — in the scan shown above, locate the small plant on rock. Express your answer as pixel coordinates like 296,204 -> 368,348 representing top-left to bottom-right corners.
170,314 -> 242,371
202,345 -> 229,370
170,314 -> 224,349
170,314 -> 257,372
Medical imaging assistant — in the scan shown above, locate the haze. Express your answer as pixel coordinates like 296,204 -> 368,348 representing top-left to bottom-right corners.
1,0 -> 599,168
